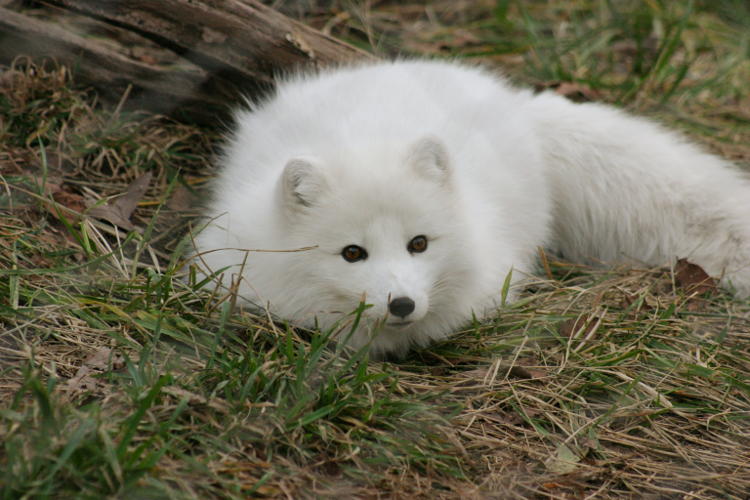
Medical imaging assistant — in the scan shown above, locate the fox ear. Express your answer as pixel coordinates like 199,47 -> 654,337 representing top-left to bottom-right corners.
281,158 -> 327,211
408,136 -> 450,184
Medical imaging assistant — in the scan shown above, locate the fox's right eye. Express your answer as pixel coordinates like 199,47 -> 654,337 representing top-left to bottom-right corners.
341,245 -> 367,262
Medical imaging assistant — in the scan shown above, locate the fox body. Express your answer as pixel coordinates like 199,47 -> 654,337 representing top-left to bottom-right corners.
195,60 -> 750,357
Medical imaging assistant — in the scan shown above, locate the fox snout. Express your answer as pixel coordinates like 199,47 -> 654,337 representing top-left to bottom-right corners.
388,296 -> 416,318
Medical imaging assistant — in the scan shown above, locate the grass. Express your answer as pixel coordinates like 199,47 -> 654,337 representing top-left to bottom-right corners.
2,0 -> 750,498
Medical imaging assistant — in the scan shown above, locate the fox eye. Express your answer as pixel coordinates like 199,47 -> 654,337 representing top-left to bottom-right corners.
342,245 -> 367,262
407,235 -> 428,253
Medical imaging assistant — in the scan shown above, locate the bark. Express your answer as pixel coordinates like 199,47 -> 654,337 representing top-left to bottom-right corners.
0,0 -> 373,123
0,6 -> 226,122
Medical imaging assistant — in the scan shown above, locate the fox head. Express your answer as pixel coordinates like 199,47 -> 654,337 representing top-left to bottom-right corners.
265,136 -> 483,356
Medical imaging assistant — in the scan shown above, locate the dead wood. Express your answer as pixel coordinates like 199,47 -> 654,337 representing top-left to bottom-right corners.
0,0 -> 373,124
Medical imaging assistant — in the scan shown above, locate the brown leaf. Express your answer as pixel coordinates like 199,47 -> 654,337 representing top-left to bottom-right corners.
88,171 -> 153,230
620,291 -> 654,313
0,69 -> 23,90
52,187 -> 86,214
64,364 -> 98,393
39,176 -> 85,222
675,258 -> 717,296
40,175 -> 64,197
554,81 -> 601,102
63,347 -> 124,394
87,346 -> 124,371
507,365 -> 546,379
166,184 -> 193,212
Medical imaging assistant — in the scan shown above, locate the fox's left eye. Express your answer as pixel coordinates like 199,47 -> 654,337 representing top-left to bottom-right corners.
407,235 -> 428,253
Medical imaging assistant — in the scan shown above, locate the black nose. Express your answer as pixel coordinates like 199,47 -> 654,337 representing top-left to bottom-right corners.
388,296 -> 415,318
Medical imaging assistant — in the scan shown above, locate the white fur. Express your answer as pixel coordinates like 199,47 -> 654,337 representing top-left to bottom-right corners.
194,60 -> 750,357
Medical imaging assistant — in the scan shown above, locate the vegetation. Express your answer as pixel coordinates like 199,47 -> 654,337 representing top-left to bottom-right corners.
2,1 -> 750,497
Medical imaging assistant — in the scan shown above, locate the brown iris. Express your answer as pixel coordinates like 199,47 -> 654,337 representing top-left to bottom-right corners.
408,235 -> 428,253
342,245 -> 367,262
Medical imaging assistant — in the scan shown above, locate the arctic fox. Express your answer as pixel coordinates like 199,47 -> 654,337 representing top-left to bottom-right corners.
194,59 -> 750,358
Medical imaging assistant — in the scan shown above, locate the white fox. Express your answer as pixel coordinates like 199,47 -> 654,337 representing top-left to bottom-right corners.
195,60 -> 750,357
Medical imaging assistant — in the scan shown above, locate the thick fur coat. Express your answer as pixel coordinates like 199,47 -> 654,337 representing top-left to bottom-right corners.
195,60 -> 750,357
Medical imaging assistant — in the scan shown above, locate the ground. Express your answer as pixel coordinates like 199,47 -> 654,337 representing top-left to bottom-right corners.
2,1 -> 750,498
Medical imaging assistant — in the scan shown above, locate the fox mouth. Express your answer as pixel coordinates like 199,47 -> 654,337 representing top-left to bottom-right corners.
387,320 -> 414,328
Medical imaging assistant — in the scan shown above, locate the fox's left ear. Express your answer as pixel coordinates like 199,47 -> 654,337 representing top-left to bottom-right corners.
407,136 -> 451,185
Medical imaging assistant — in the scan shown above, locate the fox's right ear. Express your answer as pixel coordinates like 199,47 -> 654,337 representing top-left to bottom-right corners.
407,136 -> 451,185
281,158 -> 327,213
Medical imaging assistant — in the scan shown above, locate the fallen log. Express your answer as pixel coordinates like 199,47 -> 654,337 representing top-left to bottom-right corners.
43,0 -> 373,80
0,0 -> 373,123
0,6 -> 227,123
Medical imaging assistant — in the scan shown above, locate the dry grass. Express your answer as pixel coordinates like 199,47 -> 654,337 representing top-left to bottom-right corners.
2,1 -> 750,498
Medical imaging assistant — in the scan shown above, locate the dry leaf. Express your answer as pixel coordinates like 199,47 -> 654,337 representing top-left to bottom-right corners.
674,258 -> 717,296
620,291 -> 654,313
88,171 -> 153,230
64,347 -> 123,394
64,364 -> 98,393
507,365 -> 546,379
52,188 -> 86,214
0,69 -> 23,90
554,81 -> 600,102
40,174 -> 64,196
166,184 -> 193,212
87,346 -> 123,370
40,175 -> 85,222
545,443 -> 581,474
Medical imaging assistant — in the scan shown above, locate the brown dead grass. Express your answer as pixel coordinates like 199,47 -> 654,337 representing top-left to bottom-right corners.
3,1 -> 750,498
